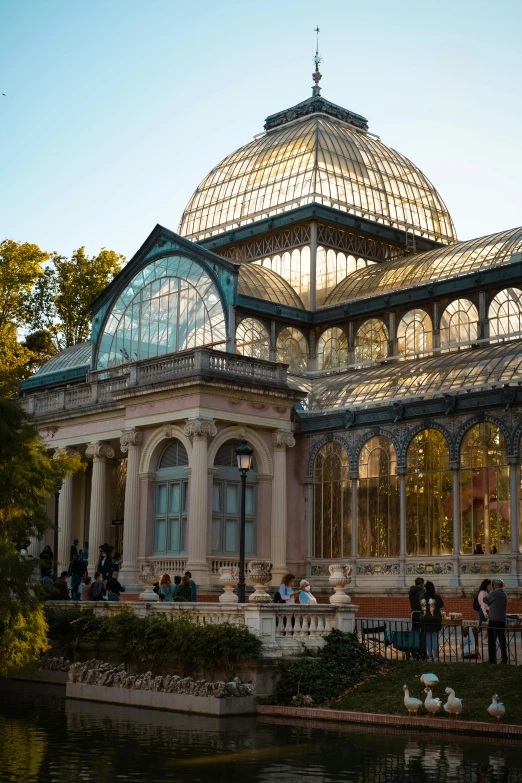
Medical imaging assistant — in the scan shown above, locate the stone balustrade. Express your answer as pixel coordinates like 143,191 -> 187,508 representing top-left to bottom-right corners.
20,348 -> 288,418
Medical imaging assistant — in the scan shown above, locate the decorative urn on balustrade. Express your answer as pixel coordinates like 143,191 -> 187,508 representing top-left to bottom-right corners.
247,560 -> 272,602
328,563 -> 352,604
138,563 -> 159,602
218,565 -> 239,603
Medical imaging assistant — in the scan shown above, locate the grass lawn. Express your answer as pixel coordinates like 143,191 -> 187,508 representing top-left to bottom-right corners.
332,662 -> 522,725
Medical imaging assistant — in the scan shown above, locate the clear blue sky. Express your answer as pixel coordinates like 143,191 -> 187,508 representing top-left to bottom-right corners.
1,0 -> 521,260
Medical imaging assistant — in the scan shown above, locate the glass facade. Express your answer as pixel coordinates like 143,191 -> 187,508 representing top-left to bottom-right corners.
236,318 -> 269,360
212,440 -> 257,556
489,287 -> 522,340
355,319 -> 388,363
440,299 -> 478,348
154,440 -> 190,556
97,256 -> 226,369
179,116 -> 455,243
406,430 -> 453,556
238,263 -> 305,309
276,327 -> 308,371
317,327 -> 348,370
358,437 -> 400,558
253,248 -> 311,308
460,424 -> 511,555
316,247 -> 375,307
313,442 -> 351,559
397,309 -> 433,357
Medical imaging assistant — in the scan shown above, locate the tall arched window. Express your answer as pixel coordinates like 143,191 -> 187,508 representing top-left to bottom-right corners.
236,318 -> 269,360
97,256 -> 227,369
354,319 -> 388,363
398,309 -> 433,357
276,327 -> 308,371
212,440 -> 257,556
460,424 -> 511,555
440,299 -> 479,348
358,437 -> 400,557
154,440 -> 189,555
406,429 -> 453,556
313,442 -> 351,559
489,288 -> 522,339
317,327 -> 348,370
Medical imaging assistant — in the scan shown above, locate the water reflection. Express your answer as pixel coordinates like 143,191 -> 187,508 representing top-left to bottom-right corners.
0,682 -> 521,783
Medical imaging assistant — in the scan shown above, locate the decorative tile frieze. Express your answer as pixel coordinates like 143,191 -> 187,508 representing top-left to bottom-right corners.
357,562 -> 401,576
405,562 -> 454,575
460,561 -> 511,575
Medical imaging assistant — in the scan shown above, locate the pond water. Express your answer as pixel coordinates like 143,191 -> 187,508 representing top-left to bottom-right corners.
1,682 -> 521,783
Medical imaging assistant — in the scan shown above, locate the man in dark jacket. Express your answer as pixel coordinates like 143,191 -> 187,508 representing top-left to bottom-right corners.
484,578 -> 508,664
106,570 -> 126,601
409,578 -> 425,626
51,572 -> 70,600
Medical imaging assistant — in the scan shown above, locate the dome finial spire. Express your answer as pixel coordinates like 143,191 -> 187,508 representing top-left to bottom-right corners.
312,25 -> 322,97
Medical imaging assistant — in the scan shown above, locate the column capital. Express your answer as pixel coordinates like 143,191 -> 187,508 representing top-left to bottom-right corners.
448,460 -> 460,471
183,417 -> 217,440
120,428 -> 143,453
85,441 -> 115,462
272,430 -> 295,450
507,455 -> 520,466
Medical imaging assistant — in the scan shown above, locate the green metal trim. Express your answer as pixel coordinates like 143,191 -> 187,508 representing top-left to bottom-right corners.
20,365 -> 90,391
237,295 -> 314,324
197,203 -> 443,255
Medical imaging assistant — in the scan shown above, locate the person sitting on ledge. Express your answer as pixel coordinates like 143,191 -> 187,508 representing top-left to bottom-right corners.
52,571 -> 70,601
474,543 -> 484,555
174,575 -> 193,602
106,570 -> 126,602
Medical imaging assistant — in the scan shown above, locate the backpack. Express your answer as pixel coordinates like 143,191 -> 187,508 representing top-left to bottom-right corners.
273,590 -> 283,603
473,594 -> 480,612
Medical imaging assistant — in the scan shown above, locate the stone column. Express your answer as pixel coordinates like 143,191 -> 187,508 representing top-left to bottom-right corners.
119,428 -> 143,587
271,430 -> 296,583
508,457 -> 519,555
184,418 -> 217,585
303,475 -> 313,573
85,441 -> 115,574
53,448 -> 78,573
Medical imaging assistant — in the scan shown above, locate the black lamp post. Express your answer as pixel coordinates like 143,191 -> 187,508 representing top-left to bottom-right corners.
53,485 -> 61,579
236,440 -> 253,603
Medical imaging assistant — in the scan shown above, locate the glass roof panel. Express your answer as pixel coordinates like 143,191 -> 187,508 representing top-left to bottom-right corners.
324,226 -> 522,307
238,264 -> 304,309
292,339 -> 522,412
179,115 -> 455,244
35,341 -> 92,375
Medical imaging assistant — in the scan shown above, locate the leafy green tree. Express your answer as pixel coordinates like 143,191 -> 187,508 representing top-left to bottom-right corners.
30,247 -> 124,350
0,399 -> 81,677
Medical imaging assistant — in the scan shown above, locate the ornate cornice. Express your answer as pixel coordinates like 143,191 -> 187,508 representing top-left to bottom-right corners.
119,428 -> 143,453
183,418 -> 217,440
272,430 -> 296,449
85,441 -> 115,462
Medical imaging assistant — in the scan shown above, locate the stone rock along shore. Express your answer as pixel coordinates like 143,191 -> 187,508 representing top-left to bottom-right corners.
68,659 -> 256,699
41,656 -> 72,671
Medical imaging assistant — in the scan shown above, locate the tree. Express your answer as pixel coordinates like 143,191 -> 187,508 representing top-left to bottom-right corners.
30,246 -> 124,350
0,398 -> 82,677
0,240 -> 49,397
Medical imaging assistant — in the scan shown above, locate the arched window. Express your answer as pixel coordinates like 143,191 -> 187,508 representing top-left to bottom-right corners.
440,299 -> 479,348
317,327 -> 348,370
154,440 -> 190,555
406,429 -> 453,556
236,318 -> 269,360
212,440 -> 257,556
276,327 -> 308,371
354,319 -> 388,363
97,256 -> 227,369
460,424 -> 510,555
358,437 -> 400,557
398,309 -> 433,357
489,288 -> 522,339
313,442 -> 351,559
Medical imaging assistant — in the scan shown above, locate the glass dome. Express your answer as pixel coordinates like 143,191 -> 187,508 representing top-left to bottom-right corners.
34,341 -> 92,375
179,112 -> 456,244
238,263 -> 304,308
323,225 -> 522,307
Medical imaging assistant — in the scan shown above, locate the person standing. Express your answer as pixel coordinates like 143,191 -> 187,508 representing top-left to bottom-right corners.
159,573 -> 175,602
475,578 -> 492,627
483,578 -> 508,664
90,572 -> 105,601
52,571 -> 70,600
39,545 -> 53,577
420,581 -> 444,661
409,577 -> 425,626
279,573 -> 296,604
80,541 -> 89,565
70,539 -> 79,564
106,570 -> 126,602
174,575 -> 193,602
69,553 -> 85,600
184,571 -> 197,602
298,580 -> 317,605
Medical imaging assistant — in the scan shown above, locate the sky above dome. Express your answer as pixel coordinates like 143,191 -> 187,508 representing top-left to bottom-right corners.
1,0 -> 521,260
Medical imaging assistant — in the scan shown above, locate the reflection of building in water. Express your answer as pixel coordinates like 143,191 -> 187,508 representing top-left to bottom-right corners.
20,52 -> 522,602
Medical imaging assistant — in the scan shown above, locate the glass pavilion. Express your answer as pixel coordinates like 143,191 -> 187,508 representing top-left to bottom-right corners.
19,70 -> 522,597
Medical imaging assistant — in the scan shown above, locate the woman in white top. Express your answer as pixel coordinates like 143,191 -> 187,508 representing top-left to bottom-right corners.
279,573 -> 296,604
298,579 -> 317,605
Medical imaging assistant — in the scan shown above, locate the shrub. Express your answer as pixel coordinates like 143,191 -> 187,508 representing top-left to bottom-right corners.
275,629 -> 385,706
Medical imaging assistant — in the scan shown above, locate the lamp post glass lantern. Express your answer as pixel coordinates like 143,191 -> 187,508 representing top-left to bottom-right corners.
236,441 -> 254,602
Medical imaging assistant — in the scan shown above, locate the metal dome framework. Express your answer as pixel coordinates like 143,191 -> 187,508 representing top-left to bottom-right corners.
179,114 -> 456,245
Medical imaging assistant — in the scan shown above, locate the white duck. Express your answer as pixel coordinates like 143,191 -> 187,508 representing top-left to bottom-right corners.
487,694 -> 505,722
403,684 -> 423,716
420,673 -> 439,689
424,687 -> 442,716
443,687 -> 463,719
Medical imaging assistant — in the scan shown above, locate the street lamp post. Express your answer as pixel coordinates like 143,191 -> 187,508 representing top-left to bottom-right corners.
236,441 -> 254,603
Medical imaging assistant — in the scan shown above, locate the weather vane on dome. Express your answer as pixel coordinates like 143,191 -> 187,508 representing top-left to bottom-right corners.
312,26 -> 322,97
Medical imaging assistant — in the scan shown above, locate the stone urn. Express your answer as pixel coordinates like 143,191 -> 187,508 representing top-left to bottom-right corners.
247,559 -> 272,603
219,565 -> 239,603
328,563 -> 352,604
138,563 -> 159,602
